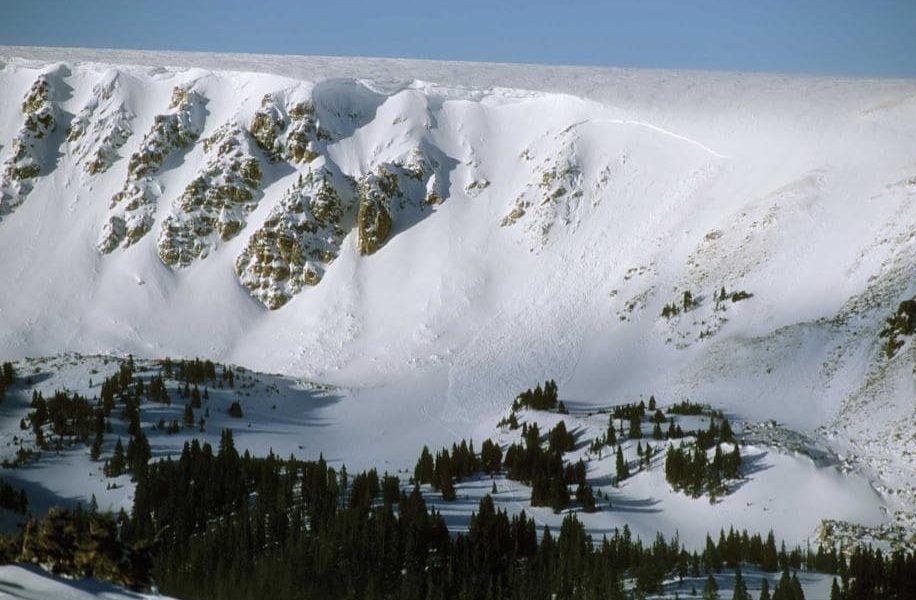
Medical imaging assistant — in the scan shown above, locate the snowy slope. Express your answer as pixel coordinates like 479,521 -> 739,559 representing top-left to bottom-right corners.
0,47 -> 915,544
0,353 -> 888,555
0,564 -> 176,600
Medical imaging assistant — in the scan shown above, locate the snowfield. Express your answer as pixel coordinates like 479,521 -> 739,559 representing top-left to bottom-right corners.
0,564 -> 176,599
0,45 -> 915,593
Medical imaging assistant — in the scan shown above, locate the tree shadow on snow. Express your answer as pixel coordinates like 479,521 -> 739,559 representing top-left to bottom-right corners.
607,493 -> 662,514
725,447 -> 772,495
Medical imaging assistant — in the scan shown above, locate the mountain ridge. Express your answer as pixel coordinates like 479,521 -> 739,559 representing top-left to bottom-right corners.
0,48 -> 915,536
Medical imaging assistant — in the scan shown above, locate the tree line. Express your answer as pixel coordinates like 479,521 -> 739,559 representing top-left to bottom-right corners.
3,429 -> 913,599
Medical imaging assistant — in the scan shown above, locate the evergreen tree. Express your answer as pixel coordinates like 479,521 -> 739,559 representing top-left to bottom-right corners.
105,438 -> 126,477
606,416 -> 617,445
759,578 -> 771,600
762,531 -> 779,572
830,578 -> 842,600
615,445 -> 629,482
789,573 -> 804,600
628,413 -> 642,439
480,439 -> 502,474
126,431 -> 151,475
90,431 -> 103,462
732,566 -> 751,600
439,469 -> 456,501
74,514 -> 121,581
414,446 -> 434,483
703,573 -> 720,600
548,421 -> 575,453
1,361 -> 16,385
575,482 -> 596,512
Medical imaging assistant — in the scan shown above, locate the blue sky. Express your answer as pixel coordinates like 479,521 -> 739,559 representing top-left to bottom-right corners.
1,0 -> 914,76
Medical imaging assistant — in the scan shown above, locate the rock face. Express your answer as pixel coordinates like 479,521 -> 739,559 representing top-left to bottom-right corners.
356,167 -> 396,255
248,93 -> 328,164
0,75 -> 58,216
99,86 -> 206,253
235,167 -> 349,309
66,70 -> 133,176
501,139 -> 587,244
52,73 -> 447,307
355,152 -> 438,256
158,122 -> 263,267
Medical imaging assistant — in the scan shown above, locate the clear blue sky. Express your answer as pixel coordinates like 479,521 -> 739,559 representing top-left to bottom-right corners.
1,0 -> 914,76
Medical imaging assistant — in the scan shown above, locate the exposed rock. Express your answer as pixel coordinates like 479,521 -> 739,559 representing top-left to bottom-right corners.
248,94 -> 328,164
98,86 -> 205,252
356,168 -> 396,256
67,71 -> 133,175
500,150 -> 584,241
158,123 -> 263,267
356,150 -> 440,256
878,297 -> 916,358
236,167 -> 349,309
0,76 -> 58,216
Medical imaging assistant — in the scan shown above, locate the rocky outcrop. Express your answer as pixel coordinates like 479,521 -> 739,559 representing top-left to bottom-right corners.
500,150 -> 584,243
248,94 -> 329,164
67,70 -> 133,175
235,167 -> 348,309
99,86 -> 206,252
0,76 -> 58,216
157,123 -> 263,267
355,168 -> 396,255
356,151 -> 440,256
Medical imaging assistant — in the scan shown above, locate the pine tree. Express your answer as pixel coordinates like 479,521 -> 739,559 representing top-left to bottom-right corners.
480,439 -> 502,474
105,438 -> 126,477
575,482 -> 596,512
772,569 -> 792,600
762,531 -> 779,571
629,413 -> 642,439
829,578 -> 841,600
789,572 -> 804,600
126,431 -> 151,474
615,446 -> 629,482
703,573 -> 720,600
439,469 -> 456,501
732,567 -> 750,600
74,515 -> 121,581
414,446 -> 435,483
90,431 -> 103,462
183,404 -> 195,427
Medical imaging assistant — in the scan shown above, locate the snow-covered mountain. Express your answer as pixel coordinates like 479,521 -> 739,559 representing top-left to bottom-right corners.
1,46 -> 915,543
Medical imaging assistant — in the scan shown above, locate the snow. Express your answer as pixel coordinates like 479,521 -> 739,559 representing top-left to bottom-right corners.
419,407 -> 885,550
0,564 -> 176,600
0,45 -> 913,575
0,355 -> 888,556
